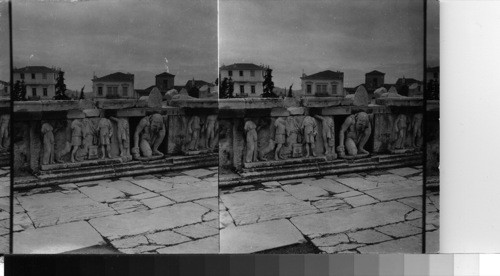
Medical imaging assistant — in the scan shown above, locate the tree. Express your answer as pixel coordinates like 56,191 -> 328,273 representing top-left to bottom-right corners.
287,84 -> 293,98
54,70 -> 70,100
227,77 -> 234,98
79,86 -> 85,100
20,80 -> 27,100
219,77 -> 228,99
262,67 -> 278,98
12,80 -> 22,101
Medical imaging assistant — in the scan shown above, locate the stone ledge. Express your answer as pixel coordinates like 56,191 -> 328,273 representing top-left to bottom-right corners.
375,97 -> 423,106
40,156 -> 132,171
170,98 -> 218,109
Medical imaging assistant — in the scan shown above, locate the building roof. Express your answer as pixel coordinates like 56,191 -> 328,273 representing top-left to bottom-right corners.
185,79 -> 214,88
365,70 -> 385,76
156,72 -> 175,77
395,78 -> 421,86
13,66 -> 58,73
301,70 -> 344,80
220,63 -> 267,71
93,72 -> 134,82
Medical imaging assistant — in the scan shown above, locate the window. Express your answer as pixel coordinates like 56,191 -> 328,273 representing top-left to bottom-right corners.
31,73 -> 36,80
316,84 -> 327,94
228,71 -> 233,77
307,84 -> 312,94
32,87 -> 37,96
331,83 -> 338,94
98,86 -> 103,96
107,86 -> 113,96
43,88 -> 48,96
240,85 -> 245,94
42,73 -> 47,79
20,73 -> 24,79
239,71 -> 243,77
122,86 -> 128,96
113,86 -> 118,96
250,70 -> 255,77
251,85 -> 256,94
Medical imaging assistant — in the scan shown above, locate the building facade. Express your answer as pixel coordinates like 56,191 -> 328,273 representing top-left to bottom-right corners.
92,72 -> 136,99
13,66 -> 58,99
219,63 -> 266,97
300,70 -> 345,97
0,81 -> 9,98
155,72 -> 175,92
365,70 -> 385,91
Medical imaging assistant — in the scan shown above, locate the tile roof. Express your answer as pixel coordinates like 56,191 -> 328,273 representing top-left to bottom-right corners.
13,66 -> 58,73
220,63 -> 267,71
301,70 -> 344,80
365,70 -> 385,76
156,72 -> 175,77
93,72 -> 134,82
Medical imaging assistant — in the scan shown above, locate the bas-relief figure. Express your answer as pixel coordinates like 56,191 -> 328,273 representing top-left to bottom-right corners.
204,114 -> 218,150
82,118 -> 97,160
337,112 -> 371,158
97,118 -> 113,159
187,115 -> 202,151
0,114 -> 9,150
110,117 -> 130,157
393,114 -> 408,149
41,122 -> 55,165
273,117 -> 287,160
315,115 -> 336,156
301,116 -> 317,158
70,119 -> 84,163
133,114 -> 166,158
286,117 -> 302,158
410,113 -> 423,149
244,119 -> 258,163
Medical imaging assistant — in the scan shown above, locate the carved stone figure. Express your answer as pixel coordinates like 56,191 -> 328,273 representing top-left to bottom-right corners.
337,112 -> 371,157
41,123 -> 55,165
0,114 -> 9,150
286,117 -> 301,158
394,114 -> 408,149
273,117 -> 287,160
70,119 -> 83,163
244,120 -> 258,163
410,113 -> 423,149
204,114 -> 218,150
133,114 -> 166,158
110,117 -> 130,157
97,118 -> 113,159
315,115 -> 335,156
81,118 -> 97,160
301,116 -> 317,157
187,115 -> 202,151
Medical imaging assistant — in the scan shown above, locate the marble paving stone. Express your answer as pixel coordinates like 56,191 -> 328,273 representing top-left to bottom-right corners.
0,184 -> 9,197
101,180 -> 149,195
311,234 -> 349,247
279,178 -> 316,185
290,201 -> 412,238
111,235 -> 148,249
89,202 -> 208,240
13,213 -> 33,232
320,243 -> 363,254
344,195 -> 378,207
59,184 -> 78,190
157,236 -> 219,254
17,192 -> 116,228
0,211 -> 8,221
194,198 -> 218,211
376,222 -> 421,238
162,186 -> 216,203
219,210 -> 235,228
407,218 -> 423,229
262,181 -> 281,188
202,211 -> 218,222
365,174 -> 407,184
387,167 -> 420,177
162,175 -> 202,185
121,245 -> 163,254
363,185 -> 422,201
335,178 -> 379,191
347,230 -> 392,244
146,230 -> 191,246
221,190 -> 318,226
78,185 -> 126,203
405,210 -> 422,220
425,230 -> 439,253
133,174 -> 157,180
304,178 -> 352,194
0,235 -> 8,253
182,168 -> 214,178
140,196 -> 175,209
311,198 -> 347,210
282,184 -> 330,201
398,197 -> 423,211
14,221 -> 105,254
174,223 -> 219,239
129,179 -> 174,193
334,190 -> 363,198
426,212 -> 440,227
220,219 -> 306,253
109,200 -> 143,211
0,197 -> 9,212
357,235 -> 421,253
0,219 -> 11,235
130,192 -> 158,200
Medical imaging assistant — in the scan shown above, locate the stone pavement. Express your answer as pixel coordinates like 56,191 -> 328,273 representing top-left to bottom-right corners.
0,167 -> 10,253
220,166 -> 424,253
425,189 -> 440,253
14,167 -> 219,254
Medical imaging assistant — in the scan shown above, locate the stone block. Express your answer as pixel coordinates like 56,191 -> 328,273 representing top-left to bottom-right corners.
321,106 -> 351,115
95,99 -> 136,109
67,110 -> 85,119
270,107 -> 290,117
83,109 -> 101,117
353,85 -> 370,106
287,107 -> 304,115
116,108 -> 146,117
148,87 -> 163,108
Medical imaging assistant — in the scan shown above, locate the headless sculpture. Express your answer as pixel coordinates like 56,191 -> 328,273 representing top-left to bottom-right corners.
410,113 -> 423,149
97,118 -> 113,159
110,117 -> 130,157
301,116 -> 317,158
315,115 -> 335,156
244,120 -> 258,163
187,116 -> 202,151
0,114 -> 9,150
133,114 -> 166,158
337,112 -> 371,157
204,115 -> 218,150
41,123 -> 55,165
273,117 -> 287,160
394,114 -> 408,149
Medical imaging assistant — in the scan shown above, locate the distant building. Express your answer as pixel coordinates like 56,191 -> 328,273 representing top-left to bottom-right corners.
155,72 -> 175,92
395,77 -> 423,96
300,70 -> 345,97
219,63 -> 266,97
0,80 -> 9,98
185,79 -> 215,98
365,70 -> 385,91
426,66 -> 439,83
92,72 -> 136,99
13,66 -> 58,99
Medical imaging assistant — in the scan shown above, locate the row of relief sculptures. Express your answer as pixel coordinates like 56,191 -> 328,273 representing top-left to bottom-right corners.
40,113 -> 219,165
244,112 -> 422,163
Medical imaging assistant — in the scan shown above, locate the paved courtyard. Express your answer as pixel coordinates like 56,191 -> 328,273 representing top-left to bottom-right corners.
0,167 -> 10,253
220,166 -> 424,253
425,188 -> 440,253
13,167 -> 219,254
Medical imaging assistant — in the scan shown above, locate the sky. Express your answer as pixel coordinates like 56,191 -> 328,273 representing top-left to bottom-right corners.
12,0 -> 217,90
0,2 -> 10,82
427,0 -> 439,67
219,0 -> 425,88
